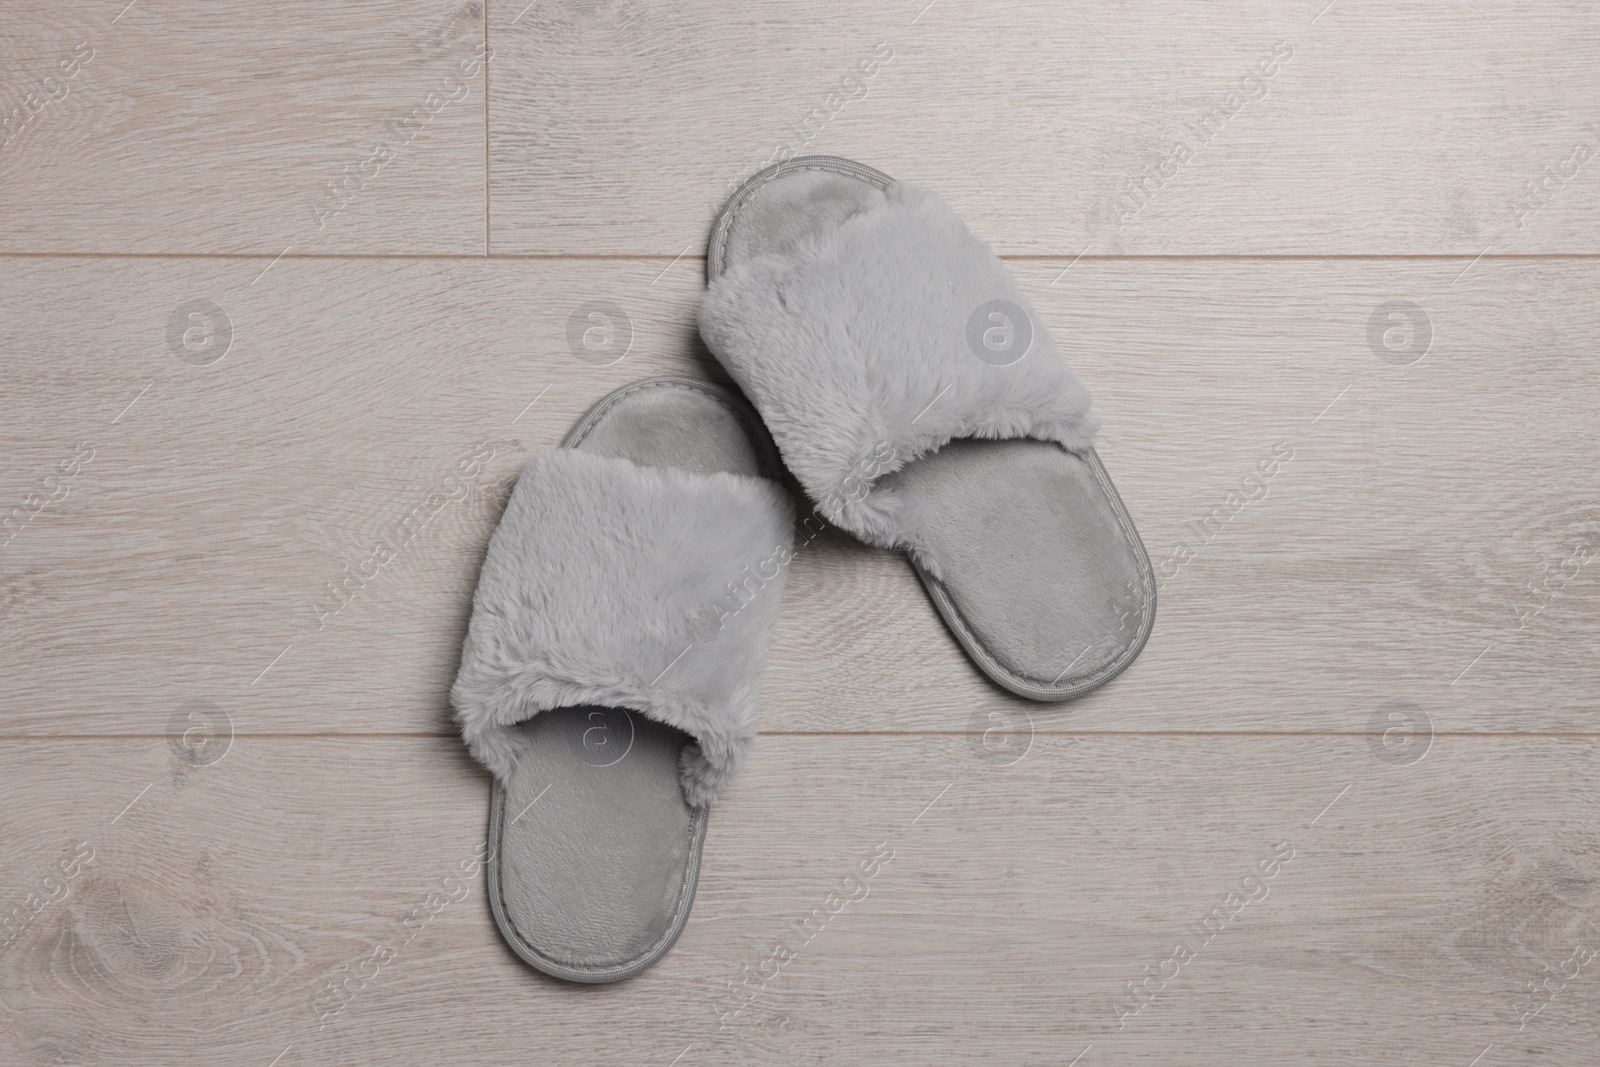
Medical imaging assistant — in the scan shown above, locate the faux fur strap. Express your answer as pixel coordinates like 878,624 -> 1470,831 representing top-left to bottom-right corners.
699,179 -> 1098,552
451,448 -> 794,807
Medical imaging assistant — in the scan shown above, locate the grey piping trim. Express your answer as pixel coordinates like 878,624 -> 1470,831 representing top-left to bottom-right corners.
485,375 -> 780,983
706,156 -> 1155,702
486,775 -> 709,984
913,447 -> 1157,702
562,374 -> 786,482
706,155 -> 895,282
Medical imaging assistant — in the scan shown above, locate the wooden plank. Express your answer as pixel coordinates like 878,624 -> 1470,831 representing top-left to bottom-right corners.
486,0 -> 1600,255
0,1 -> 487,255
0,255 -> 1595,737
1,734 -> 1596,1064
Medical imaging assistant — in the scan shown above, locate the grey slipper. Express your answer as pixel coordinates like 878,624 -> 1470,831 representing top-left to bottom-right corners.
451,377 -> 793,982
700,156 -> 1155,701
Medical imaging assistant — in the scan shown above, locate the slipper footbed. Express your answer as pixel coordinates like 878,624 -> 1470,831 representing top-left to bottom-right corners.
489,380 -> 772,981
712,159 -> 1155,698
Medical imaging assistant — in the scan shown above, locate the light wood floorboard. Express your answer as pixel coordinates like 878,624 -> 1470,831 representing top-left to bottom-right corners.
3,735 -> 1599,1066
3,2 -> 1599,1063
487,0 -> 1600,255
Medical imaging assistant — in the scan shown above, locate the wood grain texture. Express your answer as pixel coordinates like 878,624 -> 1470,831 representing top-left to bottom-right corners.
2,735 -> 1598,1065
1,256 -> 1595,737
486,0 -> 1600,255
0,1 -> 487,255
3,7 -> 1598,1061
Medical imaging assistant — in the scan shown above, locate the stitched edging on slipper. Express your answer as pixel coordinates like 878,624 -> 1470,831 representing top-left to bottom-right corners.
477,376 -> 782,982
705,155 -> 1156,702
920,448 -> 1156,700
485,776 -> 709,984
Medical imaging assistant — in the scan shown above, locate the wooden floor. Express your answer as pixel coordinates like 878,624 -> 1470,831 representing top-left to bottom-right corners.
3,2 -> 1598,1063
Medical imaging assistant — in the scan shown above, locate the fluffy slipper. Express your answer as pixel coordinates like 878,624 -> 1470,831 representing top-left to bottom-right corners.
452,377 -> 793,982
701,156 -> 1154,701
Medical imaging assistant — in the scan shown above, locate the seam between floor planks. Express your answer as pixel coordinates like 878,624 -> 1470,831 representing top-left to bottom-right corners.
7,252 -> 1600,261
4,731 -> 1599,741
482,0 -> 491,257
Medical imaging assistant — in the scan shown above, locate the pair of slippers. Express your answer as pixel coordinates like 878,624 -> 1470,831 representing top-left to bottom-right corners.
450,157 -> 1156,983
